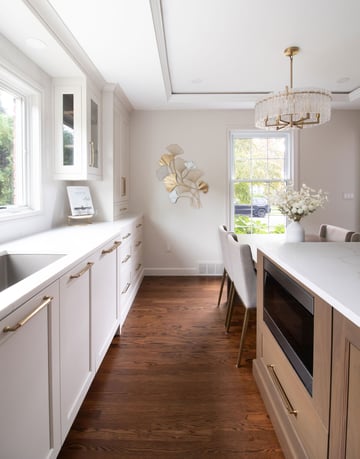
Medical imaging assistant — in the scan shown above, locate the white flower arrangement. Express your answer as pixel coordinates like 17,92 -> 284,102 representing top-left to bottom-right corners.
272,184 -> 327,222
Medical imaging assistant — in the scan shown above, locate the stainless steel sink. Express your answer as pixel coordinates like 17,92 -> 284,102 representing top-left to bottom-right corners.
0,253 -> 65,292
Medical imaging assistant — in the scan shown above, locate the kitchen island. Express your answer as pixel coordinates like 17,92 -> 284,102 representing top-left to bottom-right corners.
250,240 -> 360,459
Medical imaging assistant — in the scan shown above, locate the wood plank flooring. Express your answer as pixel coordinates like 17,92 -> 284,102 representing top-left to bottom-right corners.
58,276 -> 284,459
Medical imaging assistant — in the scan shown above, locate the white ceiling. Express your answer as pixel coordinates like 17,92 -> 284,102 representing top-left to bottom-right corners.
2,0 -> 360,110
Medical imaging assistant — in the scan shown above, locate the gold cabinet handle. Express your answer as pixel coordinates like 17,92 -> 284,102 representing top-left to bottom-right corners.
267,365 -> 298,417
135,241 -> 142,247
89,140 -> 95,167
135,263 -> 142,272
120,207 -> 128,212
122,233 -> 131,240
122,255 -> 131,264
3,296 -> 53,333
70,262 -> 94,279
121,282 -> 131,294
136,223 -> 142,228
102,241 -> 121,254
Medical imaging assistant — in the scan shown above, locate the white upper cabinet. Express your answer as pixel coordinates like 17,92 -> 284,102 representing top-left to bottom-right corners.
54,77 -> 102,180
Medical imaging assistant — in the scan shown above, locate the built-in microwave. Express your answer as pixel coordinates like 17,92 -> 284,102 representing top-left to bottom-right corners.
263,257 -> 314,395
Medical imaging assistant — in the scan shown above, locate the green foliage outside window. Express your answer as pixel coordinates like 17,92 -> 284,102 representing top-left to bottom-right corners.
0,103 -> 14,206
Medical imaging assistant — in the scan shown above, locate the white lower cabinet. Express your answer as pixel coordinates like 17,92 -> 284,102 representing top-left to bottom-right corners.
0,217 -> 144,458
118,229 -> 132,327
92,239 -> 119,371
0,282 -> 60,459
59,259 -> 94,440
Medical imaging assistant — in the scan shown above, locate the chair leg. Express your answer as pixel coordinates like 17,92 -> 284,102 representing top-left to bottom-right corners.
225,283 -> 235,332
217,269 -> 227,307
236,308 -> 251,368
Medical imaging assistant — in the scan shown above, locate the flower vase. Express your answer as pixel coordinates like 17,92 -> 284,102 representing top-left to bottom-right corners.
286,221 -> 305,242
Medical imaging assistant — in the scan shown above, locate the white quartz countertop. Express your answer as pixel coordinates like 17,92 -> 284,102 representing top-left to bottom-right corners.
0,215 -> 141,321
238,235 -> 360,327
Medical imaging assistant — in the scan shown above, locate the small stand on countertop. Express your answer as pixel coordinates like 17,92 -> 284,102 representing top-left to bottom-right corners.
67,186 -> 95,225
67,214 -> 94,225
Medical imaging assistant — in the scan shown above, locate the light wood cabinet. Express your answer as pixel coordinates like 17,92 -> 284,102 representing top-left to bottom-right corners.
54,77 -> 102,180
0,282 -> 60,459
91,239 -> 119,371
59,259 -> 94,440
329,310 -> 360,459
253,252 -> 332,459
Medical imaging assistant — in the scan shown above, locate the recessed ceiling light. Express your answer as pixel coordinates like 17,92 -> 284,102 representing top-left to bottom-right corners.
25,38 -> 47,50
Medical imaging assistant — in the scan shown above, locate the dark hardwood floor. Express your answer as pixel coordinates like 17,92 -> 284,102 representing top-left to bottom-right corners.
58,276 -> 284,459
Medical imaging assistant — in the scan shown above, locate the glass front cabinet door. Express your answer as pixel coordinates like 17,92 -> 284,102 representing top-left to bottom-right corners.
54,79 -> 102,180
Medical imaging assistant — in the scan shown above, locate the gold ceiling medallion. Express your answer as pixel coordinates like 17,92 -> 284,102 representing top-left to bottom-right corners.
255,46 -> 332,130
156,144 -> 209,208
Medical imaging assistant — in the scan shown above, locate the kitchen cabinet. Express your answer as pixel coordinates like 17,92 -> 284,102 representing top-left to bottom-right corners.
100,84 -> 130,220
0,217 -> 144,457
0,282 -> 60,459
59,259 -> 94,440
118,224 -> 133,326
329,310 -> 360,459
54,77 -> 102,180
91,239 -> 120,371
132,219 -> 143,282
253,252 -> 332,459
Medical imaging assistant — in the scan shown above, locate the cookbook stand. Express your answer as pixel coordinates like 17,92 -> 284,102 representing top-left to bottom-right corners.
67,186 -> 95,225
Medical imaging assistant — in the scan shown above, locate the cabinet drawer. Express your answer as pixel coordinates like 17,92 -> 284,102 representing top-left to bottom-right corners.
261,325 -> 328,458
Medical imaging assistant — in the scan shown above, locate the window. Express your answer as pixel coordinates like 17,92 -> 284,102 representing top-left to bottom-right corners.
0,68 -> 41,220
229,130 -> 294,234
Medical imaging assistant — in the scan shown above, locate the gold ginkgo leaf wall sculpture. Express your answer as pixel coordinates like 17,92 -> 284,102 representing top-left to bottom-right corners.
156,144 -> 209,208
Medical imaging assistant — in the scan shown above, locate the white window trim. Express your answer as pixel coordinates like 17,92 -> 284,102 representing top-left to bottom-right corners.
0,65 -> 42,222
227,129 -> 299,231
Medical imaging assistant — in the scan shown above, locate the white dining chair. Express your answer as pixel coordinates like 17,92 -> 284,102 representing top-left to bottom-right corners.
217,225 -> 233,307
226,233 -> 257,367
351,232 -> 360,241
319,224 -> 354,242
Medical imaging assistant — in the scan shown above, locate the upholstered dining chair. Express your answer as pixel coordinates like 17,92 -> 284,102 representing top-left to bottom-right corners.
226,233 -> 257,367
350,232 -> 360,241
217,225 -> 234,307
319,224 -> 354,242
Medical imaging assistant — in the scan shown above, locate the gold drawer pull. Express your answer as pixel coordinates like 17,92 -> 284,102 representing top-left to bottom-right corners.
122,255 -> 131,264
102,241 -> 121,254
120,207 -> 127,212
70,262 -> 94,279
122,232 -> 131,240
136,223 -> 142,228
3,296 -> 53,333
136,263 -> 142,272
135,241 -> 142,247
121,282 -> 131,294
267,364 -> 298,417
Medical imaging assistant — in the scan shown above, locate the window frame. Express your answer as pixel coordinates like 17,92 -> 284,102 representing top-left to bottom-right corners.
228,129 -> 298,233
0,65 -> 42,221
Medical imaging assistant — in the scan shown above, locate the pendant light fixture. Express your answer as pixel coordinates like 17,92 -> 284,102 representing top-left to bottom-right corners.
255,46 -> 332,130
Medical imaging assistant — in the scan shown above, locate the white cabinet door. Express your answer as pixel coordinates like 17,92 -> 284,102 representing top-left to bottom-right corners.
54,78 -> 102,181
91,240 -> 119,371
0,282 -> 61,459
59,260 -> 93,440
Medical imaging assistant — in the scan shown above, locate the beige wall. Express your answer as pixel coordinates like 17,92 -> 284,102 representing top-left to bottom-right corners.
130,109 -> 360,275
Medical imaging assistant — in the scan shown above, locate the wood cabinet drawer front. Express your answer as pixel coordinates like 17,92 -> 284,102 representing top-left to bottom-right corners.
262,325 -> 328,459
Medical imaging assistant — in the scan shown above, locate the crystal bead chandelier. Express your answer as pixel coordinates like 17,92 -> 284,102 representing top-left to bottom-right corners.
255,47 -> 332,130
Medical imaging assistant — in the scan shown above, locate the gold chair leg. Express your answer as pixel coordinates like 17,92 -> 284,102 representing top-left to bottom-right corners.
236,308 -> 251,368
225,283 -> 235,332
217,269 -> 227,307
